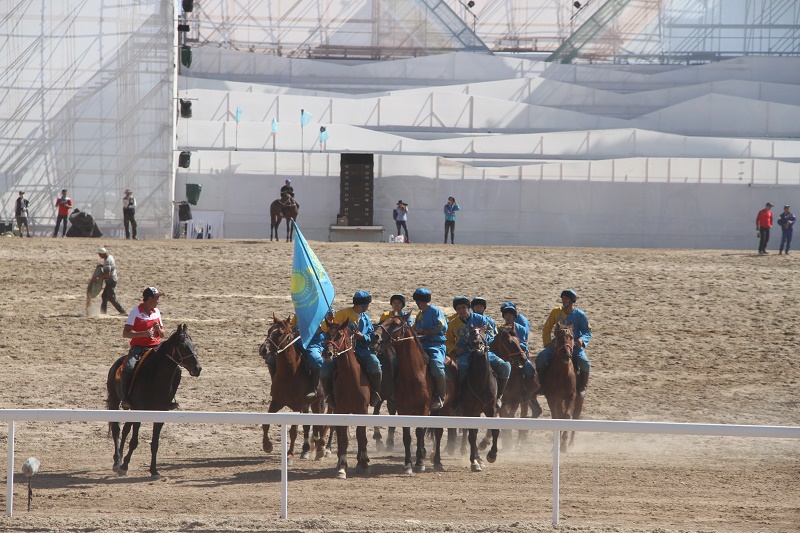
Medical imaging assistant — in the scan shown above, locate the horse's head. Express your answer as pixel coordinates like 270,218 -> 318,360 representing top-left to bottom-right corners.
260,314 -> 298,361
165,324 -> 202,377
554,320 -> 574,362
467,326 -> 488,358
491,325 -> 525,366
323,320 -> 353,361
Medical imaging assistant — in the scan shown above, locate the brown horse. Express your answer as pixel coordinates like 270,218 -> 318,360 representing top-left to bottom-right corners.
269,198 -> 298,242
371,328 -> 397,451
534,321 -> 579,452
106,324 -> 201,479
487,325 -> 539,449
323,320 -> 371,479
460,327 -> 499,472
375,316 -> 457,474
258,315 -> 327,464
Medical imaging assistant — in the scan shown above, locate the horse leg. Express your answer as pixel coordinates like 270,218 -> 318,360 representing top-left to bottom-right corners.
287,424 -> 298,466
519,402 -> 529,447
110,422 -> 123,473
478,428 -> 492,451
460,428 -> 469,456
325,425 -> 334,459
335,426 -> 348,479
149,422 -> 164,479
432,428 -> 445,471
118,422 -> 138,475
356,426 -> 369,475
300,425 -> 311,460
372,401 -> 384,450
569,397 -> 585,449
468,428 -> 482,472
414,427 -> 426,473
402,427 -> 413,475
444,427 -> 458,456
386,399 -> 397,451
262,400 -> 282,453
486,428 -> 500,463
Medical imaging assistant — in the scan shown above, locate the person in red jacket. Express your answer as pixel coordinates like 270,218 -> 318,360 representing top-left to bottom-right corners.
756,202 -> 773,255
53,189 -> 73,237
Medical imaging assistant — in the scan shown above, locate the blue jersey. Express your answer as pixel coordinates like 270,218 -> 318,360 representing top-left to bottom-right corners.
413,305 -> 447,346
446,312 -> 495,354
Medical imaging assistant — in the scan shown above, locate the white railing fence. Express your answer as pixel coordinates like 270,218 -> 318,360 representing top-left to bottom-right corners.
2,409 -> 799,525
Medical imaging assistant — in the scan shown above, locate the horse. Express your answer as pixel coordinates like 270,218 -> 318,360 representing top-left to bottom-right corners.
371,327 -> 397,451
323,320 -> 371,479
269,197 -> 298,242
459,327 -> 499,472
485,325 -> 539,449
106,324 -> 202,479
375,316 -> 458,474
258,315 -> 327,464
534,321 -> 580,452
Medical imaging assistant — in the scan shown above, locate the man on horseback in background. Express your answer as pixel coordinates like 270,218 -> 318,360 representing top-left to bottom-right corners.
524,289 -> 592,398
411,288 -> 449,409
280,179 -> 298,207
321,291 -> 382,407
119,287 -> 167,410
446,296 -> 511,410
470,297 -> 497,338
379,294 -> 413,325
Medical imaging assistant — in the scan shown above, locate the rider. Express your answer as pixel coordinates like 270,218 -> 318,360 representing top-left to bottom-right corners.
525,289 -> 592,398
411,288 -> 449,409
280,179 -> 297,206
265,312 -> 331,399
500,301 -> 530,339
446,296 -> 510,410
321,291 -> 382,407
501,305 -> 529,354
470,297 -> 497,339
379,294 -> 413,325
119,287 -> 166,410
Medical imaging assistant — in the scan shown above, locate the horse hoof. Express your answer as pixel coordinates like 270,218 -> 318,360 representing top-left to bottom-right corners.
112,464 -> 120,474
150,473 -> 161,481
300,451 -> 309,460
263,442 -> 273,454
287,457 -> 294,467
385,442 -> 394,452
413,464 -> 426,473
336,470 -> 347,480
471,462 -> 482,472
404,464 -> 413,475
434,463 -> 445,472
324,449 -> 332,459
374,440 -> 384,452
487,452 -> 497,464
116,467 -> 128,477
357,465 -> 370,475
478,441 -> 489,452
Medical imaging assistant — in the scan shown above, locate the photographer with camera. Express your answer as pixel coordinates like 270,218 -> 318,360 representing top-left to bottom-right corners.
53,189 -> 73,238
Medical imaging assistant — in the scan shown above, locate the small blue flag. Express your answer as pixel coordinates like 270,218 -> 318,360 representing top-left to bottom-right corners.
319,128 -> 329,143
235,106 -> 242,123
271,118 -> 278,133
291,221 -> 335,349
300,109 -> 312,127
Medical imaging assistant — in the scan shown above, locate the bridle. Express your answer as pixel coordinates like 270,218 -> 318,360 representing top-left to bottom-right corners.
325,325 -> 354,359
164,331 -> 198,367
555,322 -> 574,359
494,328 -> 527,366
264,322 -> 300,356
378,319 -> 416,345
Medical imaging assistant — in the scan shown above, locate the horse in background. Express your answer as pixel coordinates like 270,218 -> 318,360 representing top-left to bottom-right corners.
258,315 -> 327,464
324,320 -> 371,479
106,324 -> 202,479
459,327 -> 499,472
535,321 -> 580,452
371,328 -> 397,451
269,198 -> 298,242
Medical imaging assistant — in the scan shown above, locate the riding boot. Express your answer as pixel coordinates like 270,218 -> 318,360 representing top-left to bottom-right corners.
430,374 -> 447,410
306,367 -> 320,398
495,377 -> 509,410
119,371 -> 133,410
322,376 -> 335,410
367,371 -> 382,408
576,368 -> 590,398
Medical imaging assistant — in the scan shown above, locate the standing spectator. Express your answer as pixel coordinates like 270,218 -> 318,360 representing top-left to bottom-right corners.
444,196 -> 460,244
122,189 -> 137,240
90,247 -> 126,315
756,202 -> 773,255
393,200 -> 409,243
778,204 -> 796,255
14,191 -> 31,238
53,189 -> 73,237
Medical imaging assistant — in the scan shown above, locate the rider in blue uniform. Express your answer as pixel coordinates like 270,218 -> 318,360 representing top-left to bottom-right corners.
446,296 -> 511,409
265,311 -> 331,399
500,301 -> 530,338
411,288 -> 449,409
470,297 -> 497,339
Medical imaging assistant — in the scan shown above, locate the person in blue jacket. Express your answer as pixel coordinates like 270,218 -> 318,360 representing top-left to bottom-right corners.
412,288 -> 449,409
446,296 -> 510,409
500,301 -> 530,338
265,311 -> 332,399
444,197 -> 460,244
470,297 -> 497,339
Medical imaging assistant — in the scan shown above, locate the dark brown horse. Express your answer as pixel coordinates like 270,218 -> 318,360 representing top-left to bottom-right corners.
106,324 -> 202,479
460,327 -> 499,472
375,316 -> 457,474
258,315 -> 327,464
371,327 -> 397,451
269,198 -> 298,242
487,325 -> 539,449
534,321 -> 579,452
323,320 -> 371,479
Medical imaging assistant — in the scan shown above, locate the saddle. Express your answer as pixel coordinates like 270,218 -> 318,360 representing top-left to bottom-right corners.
115,348 -> 155,385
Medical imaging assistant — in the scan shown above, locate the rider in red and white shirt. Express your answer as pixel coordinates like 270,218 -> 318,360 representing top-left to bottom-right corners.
119,287 -> 165,409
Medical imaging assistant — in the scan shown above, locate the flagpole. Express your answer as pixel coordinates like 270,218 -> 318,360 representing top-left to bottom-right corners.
293,220 -> 333,312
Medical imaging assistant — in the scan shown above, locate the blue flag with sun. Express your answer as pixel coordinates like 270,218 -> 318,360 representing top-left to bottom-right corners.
291,221 -> 335,349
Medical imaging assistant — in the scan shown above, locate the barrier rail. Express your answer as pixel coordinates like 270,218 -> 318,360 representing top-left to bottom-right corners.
3,409 -> 799,524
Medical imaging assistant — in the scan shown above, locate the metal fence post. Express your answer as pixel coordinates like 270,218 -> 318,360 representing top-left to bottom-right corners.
6,420 -> 14,517
552,430 -> 560,526
281,424 -> 288,519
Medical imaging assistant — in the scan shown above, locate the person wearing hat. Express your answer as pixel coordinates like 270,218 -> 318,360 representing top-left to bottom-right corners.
14,191 -> 31,238
89,247 -> 126,315
411,288 -> 449,409
119,286 -> 166,409
470,297 -> 497,339
392,201 -> 409,243
122,189 -> 137,240
778,204 -> 795,255
500,301 -> 530,338
280,179 -> 297,207
379,294 -> 413,325
53,189 -> 73,237
446,296 -> 510,410
320,291 -> 382,407
443,197 -> 460,244
529,289 -> 593,399
756,202 -> 774,255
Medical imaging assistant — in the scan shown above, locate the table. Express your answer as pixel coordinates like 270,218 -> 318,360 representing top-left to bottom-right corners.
328,225 -> 384,242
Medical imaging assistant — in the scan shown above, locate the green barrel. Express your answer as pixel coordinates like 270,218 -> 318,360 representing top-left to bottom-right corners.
186,183 -> 202,205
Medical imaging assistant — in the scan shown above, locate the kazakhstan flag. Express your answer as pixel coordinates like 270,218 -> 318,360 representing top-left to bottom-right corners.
291,221 -> 335,349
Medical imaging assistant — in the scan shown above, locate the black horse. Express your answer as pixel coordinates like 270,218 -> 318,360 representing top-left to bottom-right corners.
460,327 -> 499,472
106,324 -> 202,479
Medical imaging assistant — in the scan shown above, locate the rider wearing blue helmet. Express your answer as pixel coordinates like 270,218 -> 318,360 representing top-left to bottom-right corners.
470,297 -> 497,339
411,288 -> 449,409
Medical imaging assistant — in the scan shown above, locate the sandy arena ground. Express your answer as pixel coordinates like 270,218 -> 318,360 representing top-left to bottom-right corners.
0,236 -> 798,533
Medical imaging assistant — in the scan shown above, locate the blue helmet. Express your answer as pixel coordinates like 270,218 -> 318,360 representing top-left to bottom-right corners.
452,295 -> 471,309
390,294 -> 406,308
412,287 -> 432,303
500,301 -> 517,314
471,296 -> 487,309
353,290 -> 372,305
560,289 -> 578,303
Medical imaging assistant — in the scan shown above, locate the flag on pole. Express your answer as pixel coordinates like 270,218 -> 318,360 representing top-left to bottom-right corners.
236,106 -> 243,123
319,127 -> 329,143
291,221 -> 335,349
300,109 -> 312,126
271,118 -> 279,133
